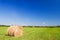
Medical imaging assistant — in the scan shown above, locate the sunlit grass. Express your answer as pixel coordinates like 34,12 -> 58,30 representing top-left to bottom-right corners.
0,27 -> 60,40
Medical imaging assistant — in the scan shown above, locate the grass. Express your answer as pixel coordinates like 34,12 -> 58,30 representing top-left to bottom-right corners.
0,27 -> 60,40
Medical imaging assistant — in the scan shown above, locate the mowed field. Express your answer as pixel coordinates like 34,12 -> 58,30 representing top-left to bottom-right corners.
0,27 -> 60,40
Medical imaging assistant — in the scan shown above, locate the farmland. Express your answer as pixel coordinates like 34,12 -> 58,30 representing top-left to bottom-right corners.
0,27 -> 60,40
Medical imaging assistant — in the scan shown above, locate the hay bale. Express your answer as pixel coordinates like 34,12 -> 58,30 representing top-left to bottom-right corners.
6,25 -> 23,37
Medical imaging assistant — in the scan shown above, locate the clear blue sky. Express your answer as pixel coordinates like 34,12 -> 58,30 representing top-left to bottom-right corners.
0,0 -> 60,26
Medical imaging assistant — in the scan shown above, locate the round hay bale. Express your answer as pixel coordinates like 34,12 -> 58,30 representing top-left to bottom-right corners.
6,25 -> 23,37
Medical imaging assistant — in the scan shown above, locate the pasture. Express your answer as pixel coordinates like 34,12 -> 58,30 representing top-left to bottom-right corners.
0,27 -> 60,40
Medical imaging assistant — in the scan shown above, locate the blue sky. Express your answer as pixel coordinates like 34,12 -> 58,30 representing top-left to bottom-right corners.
0,0 -> 60,26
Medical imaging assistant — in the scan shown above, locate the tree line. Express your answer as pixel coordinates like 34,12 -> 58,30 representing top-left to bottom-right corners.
0,25 -> 60,28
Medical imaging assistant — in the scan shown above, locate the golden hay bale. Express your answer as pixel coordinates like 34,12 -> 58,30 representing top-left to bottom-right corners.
6,25 -> 23,37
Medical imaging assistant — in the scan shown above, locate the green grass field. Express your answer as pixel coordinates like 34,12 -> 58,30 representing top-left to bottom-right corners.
0,27 -> 60,40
